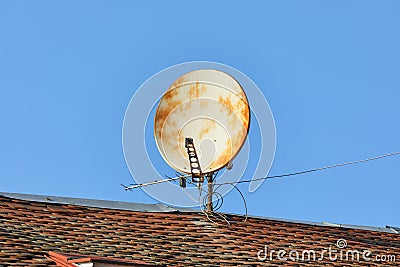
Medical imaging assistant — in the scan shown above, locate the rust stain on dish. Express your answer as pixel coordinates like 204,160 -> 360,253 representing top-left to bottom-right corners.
218,95 -> 234,115
155,88 -> 181,139
156,90 -> 179,119
198,120 -> 216,139
212,139 -> 233,169
170,76 -> 187,89
200,99 -> 209,108
219,94 -> 250,127
188,82 -> 207,99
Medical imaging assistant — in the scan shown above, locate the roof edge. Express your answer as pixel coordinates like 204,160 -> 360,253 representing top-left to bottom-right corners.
0,192 -> 194,213
231,213 -> 399,234
1,191 -> 397,234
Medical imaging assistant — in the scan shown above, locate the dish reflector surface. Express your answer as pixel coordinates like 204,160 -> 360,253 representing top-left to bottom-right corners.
154,69 -> 250,174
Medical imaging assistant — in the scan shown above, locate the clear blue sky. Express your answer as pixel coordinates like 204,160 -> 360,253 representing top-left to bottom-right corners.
1,1 -> 399,227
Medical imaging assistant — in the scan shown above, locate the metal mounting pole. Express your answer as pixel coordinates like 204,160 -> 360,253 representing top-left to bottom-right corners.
206,173 -> 213,213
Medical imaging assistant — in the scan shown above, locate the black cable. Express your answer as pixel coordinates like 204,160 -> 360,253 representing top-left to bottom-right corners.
214,151 -> 400,186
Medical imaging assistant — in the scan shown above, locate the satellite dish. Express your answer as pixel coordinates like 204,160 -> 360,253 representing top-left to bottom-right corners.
154,69 -> 250,177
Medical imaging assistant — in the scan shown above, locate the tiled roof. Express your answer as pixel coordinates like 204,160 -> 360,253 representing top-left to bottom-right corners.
1,192 -> 399,266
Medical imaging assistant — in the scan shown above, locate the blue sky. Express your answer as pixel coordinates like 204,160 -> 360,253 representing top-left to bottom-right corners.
1,1 -> 399,227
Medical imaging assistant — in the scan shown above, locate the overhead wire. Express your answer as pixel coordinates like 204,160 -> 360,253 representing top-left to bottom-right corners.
214,151 -> 400,185
123,151 -> 400,189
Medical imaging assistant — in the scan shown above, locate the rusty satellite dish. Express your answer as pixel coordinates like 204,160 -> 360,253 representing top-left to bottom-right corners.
154,69 -> 250,181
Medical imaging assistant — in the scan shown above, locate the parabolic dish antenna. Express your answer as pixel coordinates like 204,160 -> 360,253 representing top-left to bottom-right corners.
154,69 -> 250,177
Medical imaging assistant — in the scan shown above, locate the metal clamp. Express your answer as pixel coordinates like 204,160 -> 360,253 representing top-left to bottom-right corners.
185,137 -> 204,184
